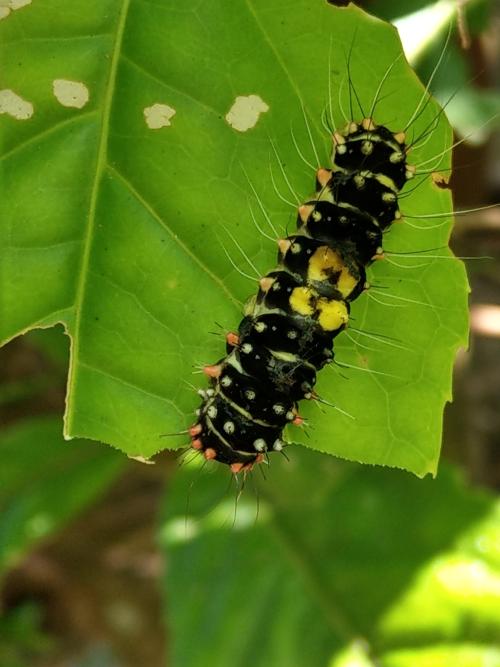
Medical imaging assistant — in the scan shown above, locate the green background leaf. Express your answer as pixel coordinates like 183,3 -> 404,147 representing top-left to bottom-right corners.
162,450 -> 500,667
0,1 -> 468,474
0,417 -> 124,579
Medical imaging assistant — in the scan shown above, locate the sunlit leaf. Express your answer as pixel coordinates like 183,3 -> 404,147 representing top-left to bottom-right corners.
161,452 -> 497,666
0,2 -> 468,474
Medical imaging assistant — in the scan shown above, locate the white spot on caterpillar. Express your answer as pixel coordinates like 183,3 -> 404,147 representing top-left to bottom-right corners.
0,0 -> 32,21
225,94 -> 269,132
144,103 -> 176,130
253,438 -> 266,452
53,79 -> 89,109
0,89 -> 33,120
223,421 -> 235,435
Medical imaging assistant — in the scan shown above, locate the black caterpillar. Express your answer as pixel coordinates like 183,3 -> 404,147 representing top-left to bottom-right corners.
188,117 -> 415,473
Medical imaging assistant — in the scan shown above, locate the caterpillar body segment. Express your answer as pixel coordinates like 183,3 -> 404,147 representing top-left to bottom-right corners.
190,119 -> 413,472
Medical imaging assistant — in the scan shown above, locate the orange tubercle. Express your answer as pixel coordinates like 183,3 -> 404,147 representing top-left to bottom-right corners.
189,424 -> 202,437
259,276 -> 274,292
204,448 -> 217,460
278,238 -> 291,255
292,415 -> 304,426
332,131 -> 345,146
230,462 -> 244,474
298,204 -> 314,223
316,168 -> 332,188
203,364 -> 222,378
191,439 -> 203,450
226,332 -> 240,347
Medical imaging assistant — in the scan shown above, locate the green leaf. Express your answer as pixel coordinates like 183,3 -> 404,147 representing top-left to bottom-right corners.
0,1 -> 468,474
0,602 -> 55,667
381,644 -> 500,667
329,642 -> 375,667
376,504 -> 500,648
331,642 -> 500,667
161,451 -> 499,667
0,417 -> 124,579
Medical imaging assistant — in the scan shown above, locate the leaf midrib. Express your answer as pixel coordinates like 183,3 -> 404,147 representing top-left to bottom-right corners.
65,0 -> 131,434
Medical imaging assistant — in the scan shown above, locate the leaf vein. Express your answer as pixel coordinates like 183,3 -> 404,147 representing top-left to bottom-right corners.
120,52 -> 223,119
106,164 -> 240,307
79,360 -> 179,407
65,0 -> 131,434
0,110 -> 97,164
244,0 -> 323,137
88,268 -> 182,345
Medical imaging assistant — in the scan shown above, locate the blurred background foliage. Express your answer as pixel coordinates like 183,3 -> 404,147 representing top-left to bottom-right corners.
1,0 -> 499,666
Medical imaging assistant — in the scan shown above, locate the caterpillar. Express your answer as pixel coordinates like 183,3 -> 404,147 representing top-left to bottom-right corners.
187,115 -> 416,474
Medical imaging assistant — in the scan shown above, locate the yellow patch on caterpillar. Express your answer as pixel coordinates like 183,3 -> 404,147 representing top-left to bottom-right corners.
316,299 -> 349,332
272,350 -> 299,363
316,186 -> 334,204
373,171 -> 398,193
308,247 -> 358,298
289,286 -> 315,317
244,294 -> 257,316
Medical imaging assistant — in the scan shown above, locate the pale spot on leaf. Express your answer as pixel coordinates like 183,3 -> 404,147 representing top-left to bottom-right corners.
431,171 -> 450,189
225,94 -> 269,132
8,0 -> 32,8
53,79 -> 89,109
0,89 -> 33,120
128,455 -> 155,465
0,0 -> 32,20
144,103 -> 176,129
